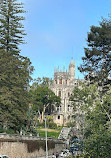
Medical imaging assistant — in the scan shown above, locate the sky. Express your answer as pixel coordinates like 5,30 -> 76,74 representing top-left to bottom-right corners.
20,0 -> 111,80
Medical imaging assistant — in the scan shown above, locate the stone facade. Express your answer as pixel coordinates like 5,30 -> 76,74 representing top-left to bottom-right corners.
50,59 -> 84,126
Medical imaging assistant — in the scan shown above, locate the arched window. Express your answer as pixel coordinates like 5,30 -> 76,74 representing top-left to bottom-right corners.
58,115 -> 60,119
68,92 -> 70,97
55,80 -> 57,84
58,91 -> 61,97
59,79 -> 62,84
57,106 -> 59,111
67,105 -> 70,111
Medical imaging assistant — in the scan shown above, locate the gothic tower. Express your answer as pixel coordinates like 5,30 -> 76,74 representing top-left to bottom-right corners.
69,59 -> 75,80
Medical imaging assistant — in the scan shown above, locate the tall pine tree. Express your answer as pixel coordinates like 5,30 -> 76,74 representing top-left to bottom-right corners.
0,0 -> 26,54
78,18 -> 111,92
0,0 -> 34,132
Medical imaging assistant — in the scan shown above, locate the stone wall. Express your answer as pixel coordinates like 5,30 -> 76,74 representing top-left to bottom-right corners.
0,134 -> 65,158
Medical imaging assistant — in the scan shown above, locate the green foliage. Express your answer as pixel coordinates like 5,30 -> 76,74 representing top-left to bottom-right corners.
45,116 -> 57,129
37,121 -> 58,129
84,87 -> 111,158
70,82 -> 111,157
67,121 -> 75,127
29,77 -> 60,130
78,18 -> 111,92
47,122 -> 57,129
24,108 -> 38,134
76,17 -> 111,157
31,85 -> 60,114
0,126 -> 4,133
0,0 -> 26,53
37,129 -> 60,138
0,0 -> 34,132
0,50 -> 33,131
31,77 -> 53,89
37,121 -> 45,128
5,128 -> 16,134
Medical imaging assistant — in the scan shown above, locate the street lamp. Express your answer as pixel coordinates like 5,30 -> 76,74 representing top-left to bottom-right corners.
44,95 -> 48,158
45,116 -> 48,158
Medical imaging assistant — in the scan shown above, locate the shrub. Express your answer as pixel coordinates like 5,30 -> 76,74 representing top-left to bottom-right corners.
67,122 -> 75,127
0,126 -> 4,133
47,122 -> 57,129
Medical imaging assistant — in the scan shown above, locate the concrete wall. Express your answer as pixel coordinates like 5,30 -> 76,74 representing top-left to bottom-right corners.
0,134 -> 65,158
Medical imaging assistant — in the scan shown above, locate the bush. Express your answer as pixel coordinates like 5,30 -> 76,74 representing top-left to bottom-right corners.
67,122 -> 75,127
0,126 -> 4,133
47,122 -> 57,129
6,128 -> 15,134
37,120 -> 57,129
37,121 -> 45,128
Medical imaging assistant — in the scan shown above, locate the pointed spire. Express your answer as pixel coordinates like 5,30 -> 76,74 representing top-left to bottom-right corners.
63,66 -> 65,72
74,60 -> 75,65
69,57 -> 75,68
71,57 -> 73,64
58,66 -> 59,72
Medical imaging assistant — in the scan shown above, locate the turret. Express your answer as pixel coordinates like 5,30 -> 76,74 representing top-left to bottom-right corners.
69,59 -> 75,79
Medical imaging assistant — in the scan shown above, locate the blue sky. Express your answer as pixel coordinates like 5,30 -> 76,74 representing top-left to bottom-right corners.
20,0 -> 111,80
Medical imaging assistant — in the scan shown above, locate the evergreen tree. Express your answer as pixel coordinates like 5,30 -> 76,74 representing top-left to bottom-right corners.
0,0 -> 26,54
31,77 -> 53,89
0,0 -> 34,132
72,17 -> 111,157
0,49 -> 33,132
78,18 -> 111,91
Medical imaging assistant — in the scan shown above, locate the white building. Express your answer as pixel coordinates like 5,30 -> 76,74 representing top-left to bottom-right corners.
50,59 -> 84,126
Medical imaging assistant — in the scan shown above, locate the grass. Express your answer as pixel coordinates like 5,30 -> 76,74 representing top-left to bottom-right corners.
37,128 -> 61,138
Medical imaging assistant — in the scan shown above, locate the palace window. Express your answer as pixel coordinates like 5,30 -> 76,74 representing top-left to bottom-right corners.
59,79 -> 62,84
67,105 -> 70,111
58,91 -> 61,97
68,92 -> 70,97
55,80 -> 57,84
66,80 -> 67,84
58,115 -> 60,119
57,106 -> 59,111
57,106 -> 61,112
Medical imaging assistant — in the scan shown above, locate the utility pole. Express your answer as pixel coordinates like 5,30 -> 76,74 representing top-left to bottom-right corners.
45,117 -> 48,158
